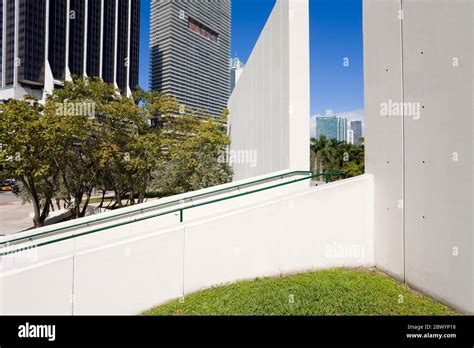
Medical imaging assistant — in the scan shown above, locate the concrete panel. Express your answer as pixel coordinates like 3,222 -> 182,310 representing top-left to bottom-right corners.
73,227 -> 184,315
288,0 -> 310,172
278,175 -> 374,273
228,0 -> 309,180
0,257 -> 74,315
365,0 -> 474,313
184,175 -> 374,295
183,202 -> 283,295
363,0 -> 405,279
402,0 -> 474,313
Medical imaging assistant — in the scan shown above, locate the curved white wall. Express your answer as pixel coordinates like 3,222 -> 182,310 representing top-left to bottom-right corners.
0,175 -> 374,315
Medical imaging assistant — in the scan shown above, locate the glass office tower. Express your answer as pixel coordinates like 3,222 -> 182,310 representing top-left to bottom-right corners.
150,0 -> 231,117
0,0 -> 140,101
316,116 -> 347,142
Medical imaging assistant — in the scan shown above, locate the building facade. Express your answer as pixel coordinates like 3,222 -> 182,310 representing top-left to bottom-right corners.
337,117 -> 347,142
0,0 -> 140,101
316,116 -> 347,142
230,57 -> 244,94
316,116 -> 337,140
150,0 -> 231,117
350,120 -> 363,145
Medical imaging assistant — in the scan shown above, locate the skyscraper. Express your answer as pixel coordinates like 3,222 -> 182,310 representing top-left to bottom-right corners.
230,57 -> 244,94
316,115 -> 347,142
337,117 -> 347,143
0,0 -> 140,101
316,116 -> 337,140
150,0 -> 231,117
350,120 -> 363,145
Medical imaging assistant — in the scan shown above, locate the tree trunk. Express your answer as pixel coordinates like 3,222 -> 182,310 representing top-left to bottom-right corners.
37,197 -> 52,228
21,176 -> 44,228
128,174 -> 136,206
80,189 -> 93,217
72,193 -> 83,219
98,189 -> 106,209
138,173 -> 150,204
32,201 -> 42,227
115,188 -> 123,208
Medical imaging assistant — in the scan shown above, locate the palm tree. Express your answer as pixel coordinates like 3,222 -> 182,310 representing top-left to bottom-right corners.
310,135 -> 341,174
310,135 -> 365,180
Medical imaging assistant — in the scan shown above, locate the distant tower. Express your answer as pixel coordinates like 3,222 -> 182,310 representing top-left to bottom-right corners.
337,117 -> 347,143
150,0 -> 231,116
350,120 -> 363,145
316,116 -> 337,140
316,115 -> 347,142
230,57 -> 245,94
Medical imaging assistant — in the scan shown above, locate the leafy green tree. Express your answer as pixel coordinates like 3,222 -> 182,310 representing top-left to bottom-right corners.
1,81 -> 233,228
151,108 -> 232,195
99,90 -> 163,207
45,77 -> 118,218
310,135 -> 365,180
0,97 -> 63,227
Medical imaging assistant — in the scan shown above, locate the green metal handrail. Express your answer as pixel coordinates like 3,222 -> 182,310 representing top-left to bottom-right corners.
0,172 -> 343,256
0,170 -> 312,246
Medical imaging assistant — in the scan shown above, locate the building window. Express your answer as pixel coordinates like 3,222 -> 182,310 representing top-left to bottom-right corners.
188,17 -> 219,43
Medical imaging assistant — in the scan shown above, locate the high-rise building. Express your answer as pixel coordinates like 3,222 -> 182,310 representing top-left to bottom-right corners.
230,57 -> 244,94
316,115 -> 347,142
150,0 -> 231,117
0,0 -> 140,101
316,116 -> 337,140
337,117 -> 347,143
350,120 -> 363,145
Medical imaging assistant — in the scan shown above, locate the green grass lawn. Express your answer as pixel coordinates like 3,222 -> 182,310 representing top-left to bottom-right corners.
144,268 -> 458,316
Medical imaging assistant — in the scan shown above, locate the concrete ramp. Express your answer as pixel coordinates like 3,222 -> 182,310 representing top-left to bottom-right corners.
0,173 -> 373,315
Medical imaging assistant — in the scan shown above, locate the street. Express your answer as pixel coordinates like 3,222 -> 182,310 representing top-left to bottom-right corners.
0,192 -> 34,236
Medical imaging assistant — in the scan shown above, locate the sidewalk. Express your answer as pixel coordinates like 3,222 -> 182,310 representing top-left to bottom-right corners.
0,192 -> 34,235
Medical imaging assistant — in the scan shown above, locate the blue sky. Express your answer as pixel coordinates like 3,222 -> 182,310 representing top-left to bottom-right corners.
139,0 -> 364,119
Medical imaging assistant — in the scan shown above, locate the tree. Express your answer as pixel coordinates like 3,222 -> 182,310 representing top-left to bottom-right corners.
150,108 -> 232,195
1,82 -> 233,228
0,97 -> 63,227
45,77 -> 118,218
311,136 -> 341,173
100,91 -> 162,207
310,135 -> 365,180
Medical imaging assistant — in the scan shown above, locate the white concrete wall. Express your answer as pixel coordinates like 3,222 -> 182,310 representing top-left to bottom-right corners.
0,175 -> 374,315
363,0 -> 405,281
0,171 -> 310,269
227,0 -> 310,180
364,0 -> 474,313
